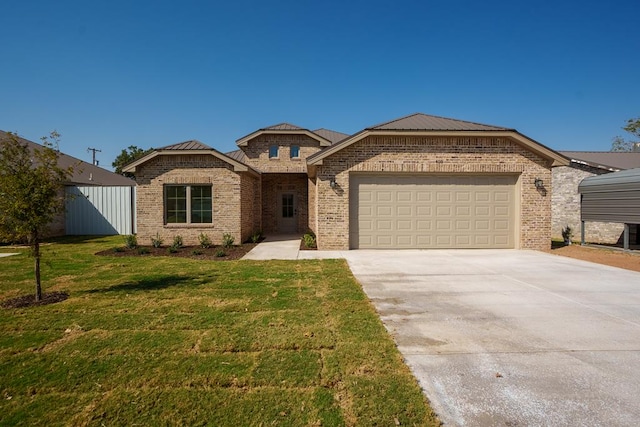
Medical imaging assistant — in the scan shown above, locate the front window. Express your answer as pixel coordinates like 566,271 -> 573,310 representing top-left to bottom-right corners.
165,185 -> 212,224
269,145 -> 279,158
290,145 -> 300,158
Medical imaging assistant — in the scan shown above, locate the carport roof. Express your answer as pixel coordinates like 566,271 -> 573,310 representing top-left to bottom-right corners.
579,167 -> 640,192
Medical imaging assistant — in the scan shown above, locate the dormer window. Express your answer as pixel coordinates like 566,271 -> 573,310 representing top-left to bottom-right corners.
290,145 -> 300,159
269,145 -> 279,159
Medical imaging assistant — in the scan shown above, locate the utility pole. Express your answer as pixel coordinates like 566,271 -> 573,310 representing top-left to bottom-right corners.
87,147 -> 101,165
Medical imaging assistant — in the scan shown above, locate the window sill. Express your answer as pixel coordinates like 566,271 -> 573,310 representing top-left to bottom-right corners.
164,223 -> 215,228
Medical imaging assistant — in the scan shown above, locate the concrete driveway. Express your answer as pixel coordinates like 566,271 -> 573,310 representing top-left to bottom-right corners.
343,249 -> 640,426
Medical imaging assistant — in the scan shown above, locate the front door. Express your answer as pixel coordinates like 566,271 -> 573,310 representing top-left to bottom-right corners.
279,193 -> 296,233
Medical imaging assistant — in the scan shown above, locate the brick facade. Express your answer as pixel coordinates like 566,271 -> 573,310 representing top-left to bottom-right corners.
241,134 -> 323,173
135,154 -> 259,246
240,134 -> 321,234
314,135 -> 553,251
552,164 -> 623,243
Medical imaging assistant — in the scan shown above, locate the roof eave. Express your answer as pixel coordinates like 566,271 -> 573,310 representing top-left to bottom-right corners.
236,129 -> 332,147
307,130 -> 570,167
122,149 -> 260,176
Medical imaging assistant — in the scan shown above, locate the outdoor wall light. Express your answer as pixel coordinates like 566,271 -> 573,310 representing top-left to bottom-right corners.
329,178 -> 337,188
534,178 -> 544,189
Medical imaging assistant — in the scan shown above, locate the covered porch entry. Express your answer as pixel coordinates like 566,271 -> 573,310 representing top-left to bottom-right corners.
261,173 -> 308,234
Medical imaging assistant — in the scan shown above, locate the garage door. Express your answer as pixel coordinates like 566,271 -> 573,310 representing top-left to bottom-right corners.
350,174 -> 517,249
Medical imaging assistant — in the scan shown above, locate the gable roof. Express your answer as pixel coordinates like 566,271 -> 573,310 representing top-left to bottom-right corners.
307,113 -> 568,167
559,151 -> 640,171
368,113 -> 510,131
313,128 -> 350,144
159,140 -> 213,151
236,123 -> 333,147
0,130 -> 135,186
122,139 -> 258,176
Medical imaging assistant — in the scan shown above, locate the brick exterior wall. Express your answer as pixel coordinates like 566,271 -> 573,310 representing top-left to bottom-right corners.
314,135 -> 553,251
135,154 -> 259,246
308,176 -> 317,234
552,164 -> 623,243
241,134 -> 323,173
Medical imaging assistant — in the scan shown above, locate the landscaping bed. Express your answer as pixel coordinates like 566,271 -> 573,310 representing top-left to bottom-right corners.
96,243 -> 257,260
548,241 -> 640,272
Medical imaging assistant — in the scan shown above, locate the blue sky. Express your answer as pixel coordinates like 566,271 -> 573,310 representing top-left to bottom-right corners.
1,0 -> 638,169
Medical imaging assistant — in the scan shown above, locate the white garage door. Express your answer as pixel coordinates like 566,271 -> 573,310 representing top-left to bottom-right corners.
350,174 -> 517,249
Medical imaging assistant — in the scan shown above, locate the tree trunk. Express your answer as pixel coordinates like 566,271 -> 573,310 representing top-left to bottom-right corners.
33,238 -> 42,302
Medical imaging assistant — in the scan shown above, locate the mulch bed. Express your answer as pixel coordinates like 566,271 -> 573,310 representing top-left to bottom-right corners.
95,244 -> 258,261
2,291 -> 69,309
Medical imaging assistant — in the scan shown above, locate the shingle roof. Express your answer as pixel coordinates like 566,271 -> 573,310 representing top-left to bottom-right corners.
367,113 -> 511,131
559,151 -> 640,171
0,130 -> 135,186
313,128 -> 350,144
158,140 -> 212,150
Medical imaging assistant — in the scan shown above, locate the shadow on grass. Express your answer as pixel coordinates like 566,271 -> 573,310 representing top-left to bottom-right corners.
84,274 -> 216,294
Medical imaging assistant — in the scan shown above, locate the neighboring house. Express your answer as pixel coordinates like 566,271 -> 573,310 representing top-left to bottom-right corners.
552,151 -> 640,243
125,113 -> 567,251
0,131 -> 136,236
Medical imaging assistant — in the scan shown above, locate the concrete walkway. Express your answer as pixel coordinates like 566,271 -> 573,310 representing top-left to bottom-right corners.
241,235 -> 345,260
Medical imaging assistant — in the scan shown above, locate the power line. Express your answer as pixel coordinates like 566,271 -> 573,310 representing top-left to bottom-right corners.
87,147 -> 101,165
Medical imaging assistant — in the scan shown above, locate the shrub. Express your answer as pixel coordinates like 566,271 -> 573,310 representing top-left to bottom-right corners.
192,249 -> 204,256
302,232 -> 316,248
172,235 -> 183,249
124,234 -> 137,249
137,247 -> 150,255
113,247 -> 125,253
215,249 -> 227,257
151,233 -> 163,248
167,246 -> 178,254
222,233 -> 234,248
198,233 -> 212,249
251,231 -> 262,243
562,226 -> 574,242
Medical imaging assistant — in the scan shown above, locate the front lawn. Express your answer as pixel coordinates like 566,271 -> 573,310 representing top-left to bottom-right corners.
0,236 -> 439,426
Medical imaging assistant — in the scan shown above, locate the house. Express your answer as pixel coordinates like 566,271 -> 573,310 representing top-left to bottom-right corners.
124,113 -> 568,250
552,151 -> 640,243
0,131 -> 136,236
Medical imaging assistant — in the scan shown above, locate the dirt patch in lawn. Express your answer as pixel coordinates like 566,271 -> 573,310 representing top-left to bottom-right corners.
548,243 -> 640,273
1,291 -> 69,309
95,244 -> 257,261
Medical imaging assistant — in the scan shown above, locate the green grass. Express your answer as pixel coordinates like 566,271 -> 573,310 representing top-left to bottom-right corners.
0,236 -> 439,426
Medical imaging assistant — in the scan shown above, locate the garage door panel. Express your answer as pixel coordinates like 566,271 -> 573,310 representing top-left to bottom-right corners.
351,174 -> 516,249
397,206 -> 412,216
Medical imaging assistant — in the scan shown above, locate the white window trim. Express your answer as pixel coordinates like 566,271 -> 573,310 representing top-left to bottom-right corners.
164,185 -> 213,225
269,145 -> 279,159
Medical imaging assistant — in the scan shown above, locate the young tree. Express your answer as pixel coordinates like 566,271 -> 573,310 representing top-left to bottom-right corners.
112,145 -> 153,178
611,117 -> 640,151
0,131 -> 72,301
